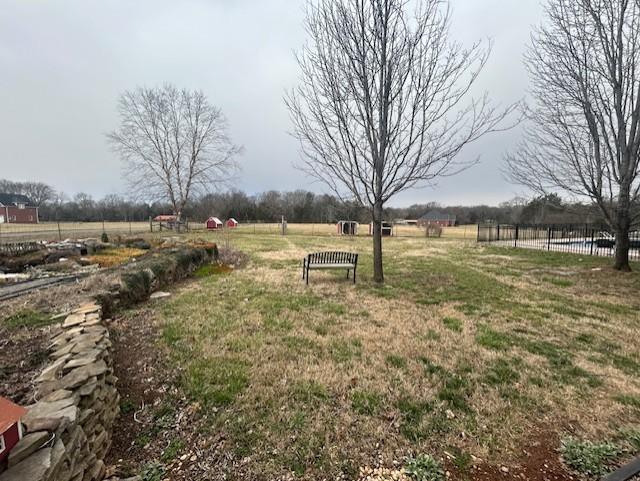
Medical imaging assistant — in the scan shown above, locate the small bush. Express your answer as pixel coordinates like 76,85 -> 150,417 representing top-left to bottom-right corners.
404,454 -> 445,481
560,437 -> 622,476
140,462 -> 166,481
101,231 -> 109,243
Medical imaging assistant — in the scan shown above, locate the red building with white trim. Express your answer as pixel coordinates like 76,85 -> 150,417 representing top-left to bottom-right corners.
0,194 -> 39,224
0,396 -> 27,464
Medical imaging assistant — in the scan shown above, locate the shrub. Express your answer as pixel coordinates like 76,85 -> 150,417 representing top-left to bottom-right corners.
101,231 -> 109,243
404,454 -> 445,481
560,437 -> 622,476
140,462 -> 166,481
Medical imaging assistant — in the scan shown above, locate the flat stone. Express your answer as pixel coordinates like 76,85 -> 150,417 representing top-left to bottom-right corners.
150,291 -> 171,300
64,355 -> 99,371
63,313 -> 85,328
57,361 -> 107,390
0,446 -> 52,481
66,326 -> 85,337
75,303 -> 101,314
51,342 -> 76,359
8,431 -> 50,467
77,378 -> 98,397
46,438 -> 66,478
81,318 -> 102,327
40,389 -> 74,403
25,417 -> 63,433
23,399 -> 78,430
36,356 -> 71,383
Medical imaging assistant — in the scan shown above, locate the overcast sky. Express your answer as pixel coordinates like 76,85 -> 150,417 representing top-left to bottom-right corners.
0,0 -> 544,207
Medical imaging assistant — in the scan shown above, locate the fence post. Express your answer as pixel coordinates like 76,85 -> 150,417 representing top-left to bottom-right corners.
476,224 -> 480,242
514,225 -> 519,248
58,221 -> 62,241
149,216 -> 153,233
547,226 -> 552,251
590,227 -> 595,255
497,224 -> 500,242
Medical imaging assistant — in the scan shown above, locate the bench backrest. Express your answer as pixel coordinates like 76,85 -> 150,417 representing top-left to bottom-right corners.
308,251 -> 357,264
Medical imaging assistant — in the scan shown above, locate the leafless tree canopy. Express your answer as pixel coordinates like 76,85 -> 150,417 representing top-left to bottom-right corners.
0,179 -> 56,206
286,0 -> 516,281
108,85 -> 240,218
505,0 -> 640,269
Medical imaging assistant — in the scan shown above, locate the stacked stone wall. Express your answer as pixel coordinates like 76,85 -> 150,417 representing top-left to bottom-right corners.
0,303 -> 122,481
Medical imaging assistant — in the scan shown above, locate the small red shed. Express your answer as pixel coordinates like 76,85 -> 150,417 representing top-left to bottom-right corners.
206,217 -> 223,230
0,396 -> 27,464
226,218 -> 239,228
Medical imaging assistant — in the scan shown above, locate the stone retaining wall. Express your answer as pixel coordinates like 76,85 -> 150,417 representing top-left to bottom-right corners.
0,303 -> 122,481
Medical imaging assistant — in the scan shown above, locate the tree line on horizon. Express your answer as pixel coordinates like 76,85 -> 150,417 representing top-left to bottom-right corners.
0,179 -> 611,226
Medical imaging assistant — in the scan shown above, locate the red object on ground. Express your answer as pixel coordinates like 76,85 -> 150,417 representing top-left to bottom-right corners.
226,218 -> 238,228
206,217 -> 223,230
0,397 -> 27,463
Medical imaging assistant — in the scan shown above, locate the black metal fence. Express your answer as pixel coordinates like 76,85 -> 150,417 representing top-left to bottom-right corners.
477,223 -> 640,261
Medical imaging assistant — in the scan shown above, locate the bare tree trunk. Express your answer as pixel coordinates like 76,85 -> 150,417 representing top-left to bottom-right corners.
372,201 -> 384,283
615,185 -> 632,272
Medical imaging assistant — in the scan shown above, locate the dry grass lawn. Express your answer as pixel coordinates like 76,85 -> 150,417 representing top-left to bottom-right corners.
152,233 -> 640,479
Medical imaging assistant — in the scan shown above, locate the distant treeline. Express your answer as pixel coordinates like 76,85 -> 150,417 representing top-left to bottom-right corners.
0,178 -> 609,225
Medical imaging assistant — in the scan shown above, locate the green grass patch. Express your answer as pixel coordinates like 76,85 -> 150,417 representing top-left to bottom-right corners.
351,390 -> 382,416
184,357 -> 248,407
386,354 -> 407,369
290,380 -> 329,406
483,358 -> 521,386
442,317 -> 463,332
329,338 -> 362,363
3,310 -> 54,330
614,394 -> 640,409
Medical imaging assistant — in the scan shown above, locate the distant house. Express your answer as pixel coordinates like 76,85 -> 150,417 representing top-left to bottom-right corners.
417,210 -> 456,227
206,217 -> 223,230
0,194 -> 38,224
226,218 -> 239,228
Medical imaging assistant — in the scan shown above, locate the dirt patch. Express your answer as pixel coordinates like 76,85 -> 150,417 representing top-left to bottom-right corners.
105,306 -> 241,481
0,321 -> 55,405
456,429 -> 578,481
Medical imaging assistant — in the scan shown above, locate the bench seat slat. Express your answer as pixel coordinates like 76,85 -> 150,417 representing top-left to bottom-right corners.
308,263 -> 356,269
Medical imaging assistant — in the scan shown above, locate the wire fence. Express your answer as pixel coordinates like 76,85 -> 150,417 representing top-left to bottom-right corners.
0,221 -> 153,243
477,223 -> 640,261
0,221 -> 477,243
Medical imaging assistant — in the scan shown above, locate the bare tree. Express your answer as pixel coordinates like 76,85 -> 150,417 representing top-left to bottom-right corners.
108,85 -> 241,221
0,179 -> 56,206
286,0 -> 517,282
506,0 -> 640,271
20,182 -> 56,206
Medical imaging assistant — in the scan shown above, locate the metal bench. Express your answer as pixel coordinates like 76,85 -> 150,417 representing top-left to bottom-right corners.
302,251 -> 358,285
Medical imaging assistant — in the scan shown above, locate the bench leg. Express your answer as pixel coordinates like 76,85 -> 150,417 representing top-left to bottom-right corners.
346,269 -> 349,279
353,266 -> 356,284
306,266 -> 310,285
302,260 -> 306,280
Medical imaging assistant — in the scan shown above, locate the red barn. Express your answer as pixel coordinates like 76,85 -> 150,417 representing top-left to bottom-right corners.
206,217 -> 223,230
0,396 -> 27,464
0,194 -> 38,224
226,218 -> 239,228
